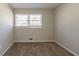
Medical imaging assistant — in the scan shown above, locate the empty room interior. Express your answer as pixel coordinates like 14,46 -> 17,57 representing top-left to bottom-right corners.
0,3 -> 79,56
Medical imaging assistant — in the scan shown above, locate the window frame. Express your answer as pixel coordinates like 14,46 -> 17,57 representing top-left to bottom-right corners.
15,14 -> 42,28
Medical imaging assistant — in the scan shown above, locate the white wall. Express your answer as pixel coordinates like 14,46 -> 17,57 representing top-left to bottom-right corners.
0,4 -> 13,55
14,9 -> 54,42
55,4 -> 79,55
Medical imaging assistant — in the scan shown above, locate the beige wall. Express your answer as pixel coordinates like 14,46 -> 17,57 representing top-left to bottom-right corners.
14,9 -> 54,42
0,4 -> 13,55
55,4 -> 79,55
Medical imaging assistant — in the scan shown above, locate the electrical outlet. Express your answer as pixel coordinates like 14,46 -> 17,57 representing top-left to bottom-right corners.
29,38 -> 33,40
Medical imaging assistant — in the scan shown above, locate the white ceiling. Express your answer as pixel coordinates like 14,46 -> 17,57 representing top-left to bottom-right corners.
9,3 -> 59,9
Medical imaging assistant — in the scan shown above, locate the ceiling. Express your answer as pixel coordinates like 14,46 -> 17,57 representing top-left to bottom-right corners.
9,3 -> 59,9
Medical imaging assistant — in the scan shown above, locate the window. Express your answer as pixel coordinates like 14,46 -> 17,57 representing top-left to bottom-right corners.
29,14 -> 42,28
15,14 -> 42,28
15,14 -> 28,26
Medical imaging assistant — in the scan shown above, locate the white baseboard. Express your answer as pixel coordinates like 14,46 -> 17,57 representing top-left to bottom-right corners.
1,41 -> 15,56
53,40 -> 78,56
16,40 -> 54,42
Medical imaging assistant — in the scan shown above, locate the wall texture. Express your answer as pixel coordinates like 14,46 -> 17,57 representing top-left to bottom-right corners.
55,4 -> 79,55
14,9 -> 54,42
0,4 -> 13,55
